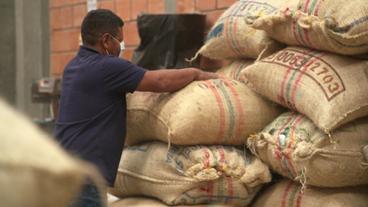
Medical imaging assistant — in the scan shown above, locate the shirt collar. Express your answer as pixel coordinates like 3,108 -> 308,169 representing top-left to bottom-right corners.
78,45 -> 101,56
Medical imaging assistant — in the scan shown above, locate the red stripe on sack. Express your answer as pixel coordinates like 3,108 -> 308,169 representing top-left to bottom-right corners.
290,53 -> 325,108
303,0 -> 323,48
291,14 -> 304,46
200,181 -> 215,201
226,2 -> 244,57
285,50 -> 313,109
282,7 -> 305,46
218,146 -> 226,163
281,181 -> 295,207
273,114 -> 299,177
304,0 -> 311,12
287,115 -> 304,149
226,176 -> 234,198
231,62 -> 240,79
217,146 -> 226,171
222,79 -> 244,139
275,148 -> 282,160
295,0 -> 310,47
232,19 -> 243,56
295,185 -> 303,207
302,0 -> 316,48
206,81 -> 226,141
203,148 -> 211,168
289,60 -> 314,108
302,29 -> 314,48
223,17 -> 232,55
274,116 -> 293,159
314,0 -> 322,16
208,181 -> 214,201
221,2 -> 240,53
224,15 -> 242,57
275,114 -> 296,153
284,154 -> 297,177
278,63 -> 293,105
278,49 -> 315,108
284,115 -> 303,176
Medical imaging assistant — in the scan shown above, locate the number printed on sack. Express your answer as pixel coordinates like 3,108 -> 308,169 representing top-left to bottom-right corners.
262,49 -> 346,101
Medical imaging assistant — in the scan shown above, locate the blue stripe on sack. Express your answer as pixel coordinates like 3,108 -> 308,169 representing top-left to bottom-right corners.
206,23 -> 224,42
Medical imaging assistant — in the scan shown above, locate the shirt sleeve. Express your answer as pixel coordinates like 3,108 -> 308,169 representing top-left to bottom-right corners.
102,57 -> 147,93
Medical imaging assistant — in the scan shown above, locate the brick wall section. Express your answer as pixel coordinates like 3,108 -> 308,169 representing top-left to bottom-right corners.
49,0 -> 236,77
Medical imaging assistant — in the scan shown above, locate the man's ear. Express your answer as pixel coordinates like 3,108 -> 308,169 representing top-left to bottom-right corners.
100,33 -> 110,50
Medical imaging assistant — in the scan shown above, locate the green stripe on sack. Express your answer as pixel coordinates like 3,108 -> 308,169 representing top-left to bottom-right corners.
309,0 -> 318,15
284,51 -> 317,109
235,62 -> 248,79
288,183 -> 300,207
217,81 -> 236,140
281,158 -> 294,178
226,2 -> 245,56
296,23 -> 308,46
227,17 -> 243,56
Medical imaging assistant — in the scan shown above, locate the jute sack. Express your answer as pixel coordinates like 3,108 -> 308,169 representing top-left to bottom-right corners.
110,197 -> 234,207
110,197 -> 168,207
110,142 -> 271,206
247,112 -> 368,188
216,60 -> 253,81
126,79 -> 283,146
250,0 -> 368,55
252,179 -> 368,207
240,46 -> 368,133
193,0 -> 284,60
0,99 -> 105,207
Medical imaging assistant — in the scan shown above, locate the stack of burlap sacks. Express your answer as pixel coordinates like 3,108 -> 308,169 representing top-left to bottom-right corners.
109,0 -> 368,206
240,0 -> 368,206
108,1 -> 285,206
108,72 -> 283,205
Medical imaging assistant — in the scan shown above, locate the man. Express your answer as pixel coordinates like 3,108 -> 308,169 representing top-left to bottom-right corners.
54,9 -> 218,207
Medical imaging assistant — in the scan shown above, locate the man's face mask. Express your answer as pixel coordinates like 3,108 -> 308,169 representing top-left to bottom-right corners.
107,34 -> 125,57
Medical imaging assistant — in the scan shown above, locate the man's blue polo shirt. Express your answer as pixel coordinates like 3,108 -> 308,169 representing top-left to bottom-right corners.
55,46 -> 146,186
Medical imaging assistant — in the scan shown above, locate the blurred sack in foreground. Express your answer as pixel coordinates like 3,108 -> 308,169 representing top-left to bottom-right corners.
0,98 -> 105,207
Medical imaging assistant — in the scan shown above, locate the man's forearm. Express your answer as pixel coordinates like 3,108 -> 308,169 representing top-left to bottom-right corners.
157,68 -> 199,92
136,68 -> 218,92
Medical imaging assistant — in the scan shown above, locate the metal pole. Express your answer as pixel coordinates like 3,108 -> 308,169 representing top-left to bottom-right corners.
165,0 -> 176,13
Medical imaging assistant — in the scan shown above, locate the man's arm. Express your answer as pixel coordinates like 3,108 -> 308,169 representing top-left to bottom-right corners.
136,68 -> 218,92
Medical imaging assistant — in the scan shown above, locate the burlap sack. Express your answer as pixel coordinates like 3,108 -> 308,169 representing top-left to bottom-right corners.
240,47 -> 368,133
110,142 -> 271,206
247,112 -> 368,188
194,0 -> 284,60
216,60 -> 253,81
126,79 -> 283,146
0,99 -> 105,207
110,197 -> 169,207
110,197 -> 234,207
250,0 -> 368,55
252,179 -> 368,207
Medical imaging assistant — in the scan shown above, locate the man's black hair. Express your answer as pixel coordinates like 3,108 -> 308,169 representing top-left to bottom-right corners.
81,9 -> 124,45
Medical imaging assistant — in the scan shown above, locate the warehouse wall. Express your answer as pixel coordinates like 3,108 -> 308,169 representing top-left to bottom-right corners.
49,0 -> 236,77
0,0 -> 49,118
0,0 -> 16,105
